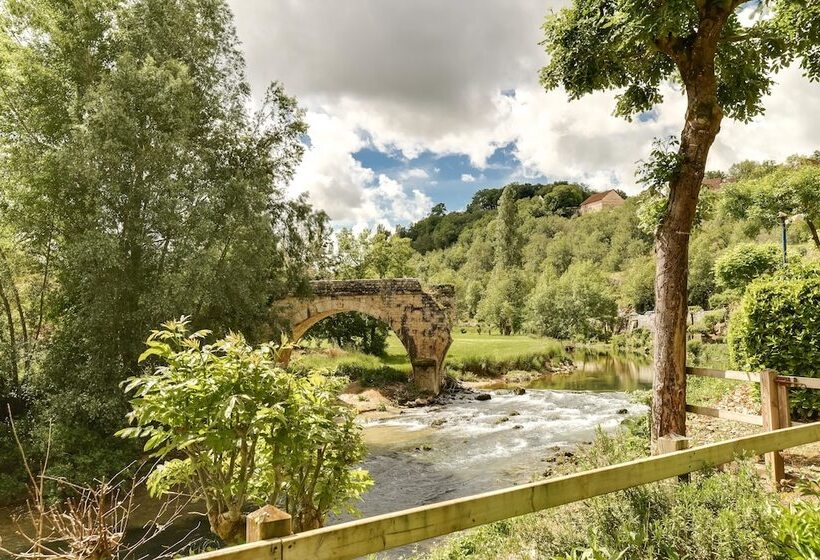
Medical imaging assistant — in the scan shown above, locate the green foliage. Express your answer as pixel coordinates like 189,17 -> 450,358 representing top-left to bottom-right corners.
0,0 -> 329,480
619,256 -> 655,313
326,363 -> 407,387
611,328 -> 652,356
714,243 -> 781,291
119,319 -> 371,542
771,481 -> 820,560
722,160 -> 820,247
476,268 -> 528,336
399,182 -> 589,254
306,312 -> 389,356
494,186 -> 523,269
729,263 -> 820,421
540,0 -> 815,122
528,262 -> 618,341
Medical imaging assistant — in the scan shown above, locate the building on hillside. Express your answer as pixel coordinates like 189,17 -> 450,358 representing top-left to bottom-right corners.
579,189 -> 625,215
701,177 -> 731,191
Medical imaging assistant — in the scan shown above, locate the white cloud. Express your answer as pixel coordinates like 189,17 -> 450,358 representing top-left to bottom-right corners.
400,168 -> 430,180
289,112 -> 432,229
461,173 -> 476,183
230,0 -> 820,221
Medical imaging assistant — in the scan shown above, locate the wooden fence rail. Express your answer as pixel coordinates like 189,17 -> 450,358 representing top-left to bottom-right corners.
685,366 -> 820,483
187,422 -> 820,560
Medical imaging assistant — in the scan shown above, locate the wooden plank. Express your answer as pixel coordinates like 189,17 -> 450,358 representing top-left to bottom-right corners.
760,370 -> 785,486
185,423 -> 820,560
776,385 -> 792,430
686,367 -> 760,383
775,375 -> 820,390
685,404 -> 763,426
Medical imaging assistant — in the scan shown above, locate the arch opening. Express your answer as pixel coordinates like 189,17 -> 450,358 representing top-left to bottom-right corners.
275,279 -> 454,394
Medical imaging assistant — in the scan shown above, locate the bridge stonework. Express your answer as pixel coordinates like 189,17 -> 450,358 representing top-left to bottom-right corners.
276,279 -> 455,394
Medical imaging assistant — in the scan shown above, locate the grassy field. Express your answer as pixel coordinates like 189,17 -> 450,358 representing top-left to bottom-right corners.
292,331 -> 568,379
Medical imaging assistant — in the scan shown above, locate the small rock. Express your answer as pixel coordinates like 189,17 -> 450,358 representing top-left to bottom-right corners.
542,469 -> 553,477
512,424 -> 523,430
509,410 -> 521,416
475,393 -> 492,401
617,408 -> 629,415
562,451 -> 574,458
431,418 -> 447,427
545,456 -> 557,463
512,387 -> 526,395
422,445 -> 432,451
550,445 -> 561,452
494,416 -> 510,424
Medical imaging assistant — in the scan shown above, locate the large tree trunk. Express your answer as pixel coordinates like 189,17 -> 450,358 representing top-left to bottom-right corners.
652,22 -> 725,449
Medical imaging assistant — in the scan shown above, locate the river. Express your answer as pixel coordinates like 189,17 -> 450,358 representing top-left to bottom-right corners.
0,352 -> 651,559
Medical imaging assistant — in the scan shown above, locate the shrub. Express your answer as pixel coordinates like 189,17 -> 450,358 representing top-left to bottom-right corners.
714,243 -> 780,291
729,263 -> 820,421
611,328 -> 652,355
119,318 -> 372,543
771,481 -> 820,560
331,363 -> 407,387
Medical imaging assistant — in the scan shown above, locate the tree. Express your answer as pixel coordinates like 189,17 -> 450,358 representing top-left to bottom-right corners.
476,268 -> 528,335
527,262 -> 618,340
713,243 -> 780,291
0,0 -> 327,477
494,185 -> 523,269
541,0 -> 820,445
723,162 -> 820,248
120,319 -> 372,542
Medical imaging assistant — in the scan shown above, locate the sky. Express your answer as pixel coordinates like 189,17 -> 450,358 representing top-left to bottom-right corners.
227,0 -> 820,231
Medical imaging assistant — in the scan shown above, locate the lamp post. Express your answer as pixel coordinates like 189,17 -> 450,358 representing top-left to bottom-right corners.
778,212 -> 788,265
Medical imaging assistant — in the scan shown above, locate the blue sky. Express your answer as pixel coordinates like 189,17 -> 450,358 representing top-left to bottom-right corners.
353,143 -> 548,213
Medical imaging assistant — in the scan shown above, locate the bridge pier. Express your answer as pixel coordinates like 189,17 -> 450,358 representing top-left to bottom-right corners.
275,279 -> 454,394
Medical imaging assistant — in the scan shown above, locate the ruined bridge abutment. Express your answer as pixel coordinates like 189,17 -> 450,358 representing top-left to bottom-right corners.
277,279 -> 454,394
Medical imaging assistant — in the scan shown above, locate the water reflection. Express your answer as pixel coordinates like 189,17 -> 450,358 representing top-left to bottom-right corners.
525,352 -> 653,392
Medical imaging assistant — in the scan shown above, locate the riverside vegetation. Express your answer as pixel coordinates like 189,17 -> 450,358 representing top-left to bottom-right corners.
1,0 -> 819,558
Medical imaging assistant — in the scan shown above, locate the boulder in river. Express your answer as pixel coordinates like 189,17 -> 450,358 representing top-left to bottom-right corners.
617,408 -> 629,414
475,393 -> 492,401
512,387 -> 526,395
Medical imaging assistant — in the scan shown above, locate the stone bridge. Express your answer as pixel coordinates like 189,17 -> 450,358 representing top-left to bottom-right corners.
276,279 -> 454,394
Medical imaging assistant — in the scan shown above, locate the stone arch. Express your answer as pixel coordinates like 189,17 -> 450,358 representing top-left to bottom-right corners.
275,279 -> 454,394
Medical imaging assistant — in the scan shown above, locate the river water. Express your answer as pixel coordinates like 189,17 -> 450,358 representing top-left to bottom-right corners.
0,352 -> 651,559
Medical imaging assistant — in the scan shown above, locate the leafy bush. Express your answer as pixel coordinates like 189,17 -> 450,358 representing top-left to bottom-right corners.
329,363 -> 407,387
729,263 -> 820,421
119,319 -> 372,543
611,328 -> 652,355
714,243 -> 780,291
771,481 -> 820,560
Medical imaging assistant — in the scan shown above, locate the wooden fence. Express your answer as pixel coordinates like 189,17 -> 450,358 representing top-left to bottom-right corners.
185,367 -> 820,560
685,367 -> 820,483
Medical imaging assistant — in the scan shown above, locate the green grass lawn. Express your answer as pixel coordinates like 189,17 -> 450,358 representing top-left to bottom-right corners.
294,331 -> 567,380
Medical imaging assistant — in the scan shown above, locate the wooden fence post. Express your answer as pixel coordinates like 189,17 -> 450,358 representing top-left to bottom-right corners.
657,434 -> 690,482
246,505 -> 292,543
760,369 -> 785,488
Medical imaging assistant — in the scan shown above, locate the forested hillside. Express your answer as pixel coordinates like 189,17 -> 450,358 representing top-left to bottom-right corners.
394,154 -> 820,339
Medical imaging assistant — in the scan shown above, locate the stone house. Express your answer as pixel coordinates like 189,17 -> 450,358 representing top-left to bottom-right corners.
579,189 -> 625,215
